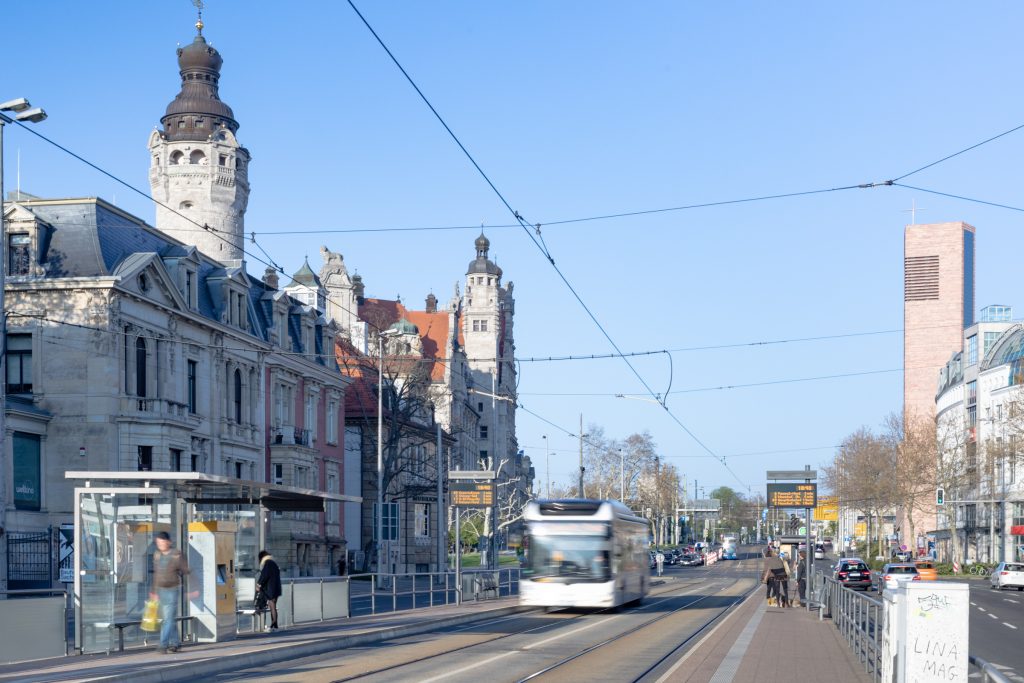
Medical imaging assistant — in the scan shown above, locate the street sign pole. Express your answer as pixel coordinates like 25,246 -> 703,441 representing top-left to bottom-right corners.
804,465 -> 813,613
455,511 -> 462,605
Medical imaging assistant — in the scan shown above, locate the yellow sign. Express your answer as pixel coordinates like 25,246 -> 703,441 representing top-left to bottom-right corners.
815,496 -> 839,521
854,522 -> 867,538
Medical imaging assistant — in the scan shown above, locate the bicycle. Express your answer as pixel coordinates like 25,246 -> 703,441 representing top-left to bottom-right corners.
969,564 -> 991,576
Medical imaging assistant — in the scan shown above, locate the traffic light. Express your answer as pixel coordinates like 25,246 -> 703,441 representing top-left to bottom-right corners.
936,487 -> 945,506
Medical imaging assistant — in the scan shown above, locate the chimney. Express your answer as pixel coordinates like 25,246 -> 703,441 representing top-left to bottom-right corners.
425,292 -> 438,313
263,267 -> 279,290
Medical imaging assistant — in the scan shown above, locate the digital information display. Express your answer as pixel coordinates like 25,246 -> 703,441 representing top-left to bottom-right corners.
767,483 -> 817,508
450,482 -> 495,507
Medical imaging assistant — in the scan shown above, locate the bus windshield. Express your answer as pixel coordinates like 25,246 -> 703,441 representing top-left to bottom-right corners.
524,535 -> 611,582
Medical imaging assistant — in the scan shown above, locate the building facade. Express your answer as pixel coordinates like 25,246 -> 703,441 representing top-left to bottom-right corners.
902,221 -> 976,546
936,305 -> 1023,564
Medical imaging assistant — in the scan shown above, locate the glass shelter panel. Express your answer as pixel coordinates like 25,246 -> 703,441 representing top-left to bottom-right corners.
76,489 -> 179,654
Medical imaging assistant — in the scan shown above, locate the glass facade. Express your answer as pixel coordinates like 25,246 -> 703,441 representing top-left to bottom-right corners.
967,335 -> 978,366
984,331 -> 1002,359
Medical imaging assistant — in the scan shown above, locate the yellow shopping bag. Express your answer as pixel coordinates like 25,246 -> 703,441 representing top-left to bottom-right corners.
140,599 -> 160,632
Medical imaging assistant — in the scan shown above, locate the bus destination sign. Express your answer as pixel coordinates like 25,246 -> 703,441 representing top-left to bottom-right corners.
767,483 -> 817,508
450,482 -> 495,507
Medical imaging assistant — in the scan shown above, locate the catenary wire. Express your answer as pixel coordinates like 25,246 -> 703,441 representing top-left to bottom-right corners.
892,183 -> 1024,214
893,121 -> 1024,182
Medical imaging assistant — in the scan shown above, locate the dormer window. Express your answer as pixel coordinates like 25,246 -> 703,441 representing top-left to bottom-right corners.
8,234 -> 30,276
138,273 -> 150,293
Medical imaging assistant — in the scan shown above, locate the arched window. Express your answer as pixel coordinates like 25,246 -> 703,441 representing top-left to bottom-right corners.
135,337 -> 147,397
179,201 -> 193,210
169,150 -> 184,165
189,149 -> 206,165
233,368 -> 242,423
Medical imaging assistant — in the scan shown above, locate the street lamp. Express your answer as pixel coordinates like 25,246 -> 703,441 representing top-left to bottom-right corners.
0,99 -> 46,595
376,328 -> 400,583
619,447 -> 625,503
542,435 -> 549,498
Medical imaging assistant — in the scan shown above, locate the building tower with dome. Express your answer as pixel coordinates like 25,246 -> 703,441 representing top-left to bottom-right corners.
148,18 -> 251,262
463,233 -> 518,475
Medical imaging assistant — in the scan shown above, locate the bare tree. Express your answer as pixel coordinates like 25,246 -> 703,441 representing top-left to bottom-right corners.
884,410 -> 938,551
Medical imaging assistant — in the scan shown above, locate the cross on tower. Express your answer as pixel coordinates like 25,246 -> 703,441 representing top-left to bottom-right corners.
902,199 -> 926,225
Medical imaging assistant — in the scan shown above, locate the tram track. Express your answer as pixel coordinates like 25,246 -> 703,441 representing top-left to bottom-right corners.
516,551 -> 761,683
325,571 -> 727,683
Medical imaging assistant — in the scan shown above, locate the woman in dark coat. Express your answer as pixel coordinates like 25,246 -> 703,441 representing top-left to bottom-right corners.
256,550 -> 282,630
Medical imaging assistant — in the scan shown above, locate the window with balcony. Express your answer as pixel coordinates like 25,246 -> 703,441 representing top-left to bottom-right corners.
233,369 -> 242,423
187,360 -> 197,414
6,333 -> 32,394
135,337 -> 148,397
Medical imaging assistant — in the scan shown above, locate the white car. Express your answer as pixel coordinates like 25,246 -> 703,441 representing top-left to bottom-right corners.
876,563 -> 920,594
814,544 -> 826,560
990,562 -> 1024,591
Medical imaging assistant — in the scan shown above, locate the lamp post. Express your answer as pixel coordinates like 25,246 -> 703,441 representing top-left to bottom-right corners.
619,447 -> 624,503
376,328 -> 399,584
542,435 -> 549,498
0,99 -> 46,595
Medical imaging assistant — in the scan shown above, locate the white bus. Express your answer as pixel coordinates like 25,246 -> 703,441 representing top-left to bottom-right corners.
722,534 -> 738,559
520,499 -> 650,608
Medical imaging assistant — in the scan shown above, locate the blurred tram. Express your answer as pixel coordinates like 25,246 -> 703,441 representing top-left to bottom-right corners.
520,499 -> 650,608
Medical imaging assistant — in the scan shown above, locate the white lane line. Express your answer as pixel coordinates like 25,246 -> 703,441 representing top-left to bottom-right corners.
654,589 -> 756,683
989,613 -> 999,620
1004,598 -> 1019,604
708,601 -> 766,683
522,616 -> 616,650
978,607 -> 987,612
1004,622 -> 1018,629
418,651 -> 514,683
971,602 -> 978,606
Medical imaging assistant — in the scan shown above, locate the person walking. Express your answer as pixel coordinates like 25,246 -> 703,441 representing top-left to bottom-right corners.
655,550 -> 665,577
762,548 -> 787,607
256,550 -> 282,631
149,531 -> 193,653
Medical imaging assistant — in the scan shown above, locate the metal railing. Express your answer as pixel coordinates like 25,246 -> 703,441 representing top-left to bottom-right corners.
970,654 -> 1013,683
814,572 -> 883,682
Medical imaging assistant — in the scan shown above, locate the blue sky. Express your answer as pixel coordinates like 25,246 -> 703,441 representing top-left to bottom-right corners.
7,2 -> 1024,497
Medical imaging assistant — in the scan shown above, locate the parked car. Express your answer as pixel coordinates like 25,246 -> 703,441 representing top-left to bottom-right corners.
834,559 -> 873,591
914,560 -> 937,581
990,562 -> 1024,591
891,549 -> 913,562
877,563 -> 920,594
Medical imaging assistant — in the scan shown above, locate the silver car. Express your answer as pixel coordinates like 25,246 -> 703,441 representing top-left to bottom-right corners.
877,563 -> 920,594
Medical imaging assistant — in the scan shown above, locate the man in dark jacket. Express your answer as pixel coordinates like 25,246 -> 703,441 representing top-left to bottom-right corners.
256,550 -> 282,631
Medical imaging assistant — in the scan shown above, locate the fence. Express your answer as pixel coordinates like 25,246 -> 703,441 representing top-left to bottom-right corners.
815,572 -> 883,682
0,589 -> 69,664
814,570 -> 1013,683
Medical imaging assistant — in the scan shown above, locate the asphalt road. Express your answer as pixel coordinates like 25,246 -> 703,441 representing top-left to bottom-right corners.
216,551 -> 761,683
967,580 -> 1024,682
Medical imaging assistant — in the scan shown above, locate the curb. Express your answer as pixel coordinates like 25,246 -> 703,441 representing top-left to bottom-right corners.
90,605 -> 532,683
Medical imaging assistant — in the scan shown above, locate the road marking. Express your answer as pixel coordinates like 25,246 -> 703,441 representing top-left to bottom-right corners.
654,589 -> 756,683
1004,598 -> 1019,604
989,613 -> 999,620
978,607 -> 987,612
1004,622 -> 1017,629
708,600 -> 767,683
522,616 -> 616,650
451,614 -> 521,631
971,602 -> 978,606
418,651 -> 514,683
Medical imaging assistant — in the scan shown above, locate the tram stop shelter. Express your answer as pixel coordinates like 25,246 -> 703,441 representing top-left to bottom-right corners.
65,471 -> 360,654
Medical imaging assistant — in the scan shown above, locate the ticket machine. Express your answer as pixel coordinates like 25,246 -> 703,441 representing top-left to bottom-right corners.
187,521 -> 237,642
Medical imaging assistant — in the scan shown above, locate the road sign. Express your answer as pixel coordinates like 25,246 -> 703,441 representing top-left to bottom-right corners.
767,483 -> 817,508
450,482 -> 495,507
448,470 -> 497,480
767,469 -> 817,481
58,524 -> 74,583
815,495 -> 839,521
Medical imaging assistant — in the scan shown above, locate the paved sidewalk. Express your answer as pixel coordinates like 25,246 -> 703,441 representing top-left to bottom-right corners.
659,590 -> 872,683
0,597 -> 526,683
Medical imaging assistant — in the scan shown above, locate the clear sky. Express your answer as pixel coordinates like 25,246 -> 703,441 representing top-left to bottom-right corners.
6,1 -> 1024,498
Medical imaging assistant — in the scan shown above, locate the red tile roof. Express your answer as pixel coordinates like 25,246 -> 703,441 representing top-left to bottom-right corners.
357,298 -> 455,382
